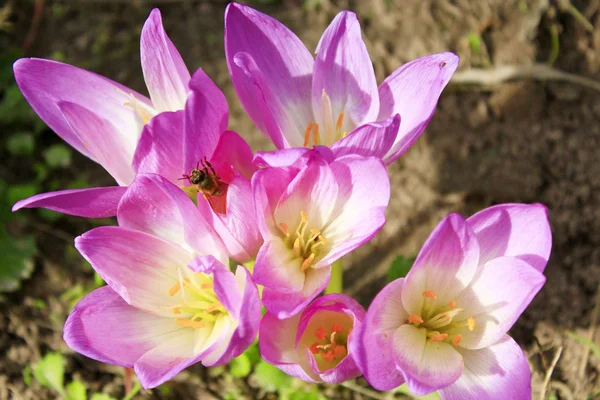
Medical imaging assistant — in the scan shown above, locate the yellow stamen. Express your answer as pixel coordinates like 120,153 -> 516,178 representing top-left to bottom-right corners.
336,112 -> 344,134
430,332 -> 448,342
313,123 -> 320,146
452,334 -> 463,346
293,238 -> 301,255
467,317 -> 476,331
168,278 -> 190,296
175,318 -> 206,329
449,300 -> 457,309
172,307 -> 181,314
279,222 -> 290,236
301,253 -> 316,271
304,121 -> 314,147
408,314 -> 424,324
423,290 -> 437,299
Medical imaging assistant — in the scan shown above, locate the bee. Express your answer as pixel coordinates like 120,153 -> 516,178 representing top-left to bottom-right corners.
181,158 -> 228,214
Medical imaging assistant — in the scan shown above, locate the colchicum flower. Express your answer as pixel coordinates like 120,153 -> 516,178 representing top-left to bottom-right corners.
225,3 -> 458,164
252,153 -> 389,318
260,294 -> 365,384
12,9 -> 192,217
64,174 -> 261,388
353,204 -> 552,399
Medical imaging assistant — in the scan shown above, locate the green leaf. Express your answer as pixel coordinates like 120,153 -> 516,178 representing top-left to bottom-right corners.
38,208 -> 63,223
253,360 -> 293,393
6,132 -> 35,155
281,387 -> 326,400
395,384 -> 441,399
90,394 -> 118,400
567,331 -> 600,359
43,144 -> 72,168
93,272 -> 105,288
244,342 -> 262,365
7,184 -> 38,207
229,353 -> 252,378
66,380 -> 87,400
23,365 -> 33,386
0,227 -> 36,292
387,255 -> 415,282
33,352 -> 66,396
60,284 -> 87,310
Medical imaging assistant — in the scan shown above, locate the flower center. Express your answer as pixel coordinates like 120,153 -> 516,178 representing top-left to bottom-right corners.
164,271 -> 226,329
303,90 -> 347,148
406,289 -> 476,347
309,323 -> 350,365
116,87 -> 156,125
278,211 -> 328,271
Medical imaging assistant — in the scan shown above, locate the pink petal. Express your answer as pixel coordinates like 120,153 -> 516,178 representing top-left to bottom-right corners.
14,58 -> 150,159
439,335 -> 531,400
64,286 -> 189,370
454,256 -> 545,350
313,11 -> 379,139
75,226 -> 193,316
59,101 -> 136,185
330,114 -> 400,160
183,68 -> 229,172
132,110 -> 185,183
261,264 -> 331,319
12,186 -> 126,218
467,203 -> 552,272
318,155 -> 389,267
402,213 -> 479,315
118,174 -> 227,263
253,148 -> 311,168
379,53 -> 459,164
392,324 -> 463,396
210,130 -> 256,183
140,9 -> 190,112
254,238 -> 305,293
352,278 -> 406,390
225,3 -> 314,148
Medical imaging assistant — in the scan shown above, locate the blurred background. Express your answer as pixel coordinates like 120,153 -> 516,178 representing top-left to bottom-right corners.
1,0 -> 599,399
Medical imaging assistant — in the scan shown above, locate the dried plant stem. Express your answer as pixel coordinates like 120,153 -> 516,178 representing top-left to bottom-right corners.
539,345 -> 564,400
579,283 -> 600,378
450,64 -> 600,93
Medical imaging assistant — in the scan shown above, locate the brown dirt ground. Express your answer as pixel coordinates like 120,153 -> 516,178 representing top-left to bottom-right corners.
2,0 -> 600,399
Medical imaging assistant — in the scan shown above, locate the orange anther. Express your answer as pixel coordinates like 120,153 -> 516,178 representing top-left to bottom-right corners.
304,121 -> 314,147
430,333 -> 448,342
315,327 -> 327,341
333,345 -> 347,359
408,314 -> 424,324
313,123 -> 320,145
279,222 -> 290,236
168,278 -> 190,296
331,323 -> 344,333
301,253 -> 316,271
336,112 -> 344,133
449,300 -> 457,309
423,290 -> 437,299
174,318 -> 206,329
172,307 -> 181,314
321,350 -> 335,362
310,343 -> 320,354
467,317 -> 476,331
452,334 -> 463,346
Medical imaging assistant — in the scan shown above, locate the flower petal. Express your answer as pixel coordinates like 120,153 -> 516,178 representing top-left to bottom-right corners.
318,155 -> 389,267
254,237 -> 305,293
14,58 -> 150,159
140,9 -> 190,112
313,11 -> 379,139
467,203 -> 552,272
12,186 -> 126,218
64,286 -> 189,369
402,213 -> 479,315
210,130 -> 256,183
225,3 -> 314,148
330,114 -> 400,160
454,256 -> 545,349
392,324 -> 463,396
118,174 -> 227,262
352,278 -> 407,390
132,110 -> 185,183
379,53 -> 459,164
253,148 -> 311,168
75,226 -> 194,316
183,69 -> 229,172
439,335 -> 532,400
59,101 -> 136,185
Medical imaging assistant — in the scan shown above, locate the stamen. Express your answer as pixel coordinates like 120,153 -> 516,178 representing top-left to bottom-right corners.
313,123 -> 320,146
452,334 -> 463,346
293,238 -> 301,255
423,290 -> 437,299
333,345 -> 347,359
321,350 -> 335,362
279,222 -> 290,236
449,300 -> 457,309
336,112 -> 344,134
331,323 -> 344,333
175,318 -> 206,329
168,278 -> 190,296
310,343 -> 320,354
430,332 -> 448,342
301,253 -> 316,271
315,327 -> 327,341
408,314 -> 424,324
304,121 -> 314,147
425,308 -> 464,330
321,89 -> 335,145
467,317 -> 476,331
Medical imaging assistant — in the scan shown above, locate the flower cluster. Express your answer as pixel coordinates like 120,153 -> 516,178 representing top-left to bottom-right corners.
13,3 -> 552,399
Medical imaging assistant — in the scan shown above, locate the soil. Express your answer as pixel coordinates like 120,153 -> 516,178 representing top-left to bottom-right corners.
2,0 -> 600,399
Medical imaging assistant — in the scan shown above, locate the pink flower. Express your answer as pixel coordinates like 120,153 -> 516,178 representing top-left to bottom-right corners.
252,153 -> 389,318
225,3 -> 458,164
353,204 -> 552,399
260,294 -> 365,384
64,174 -> 261,389
13,9 -> 195,218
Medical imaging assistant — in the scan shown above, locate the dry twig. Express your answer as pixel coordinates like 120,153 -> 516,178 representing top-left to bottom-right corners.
579,283 -> 600,378
539,345 -> 564,400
